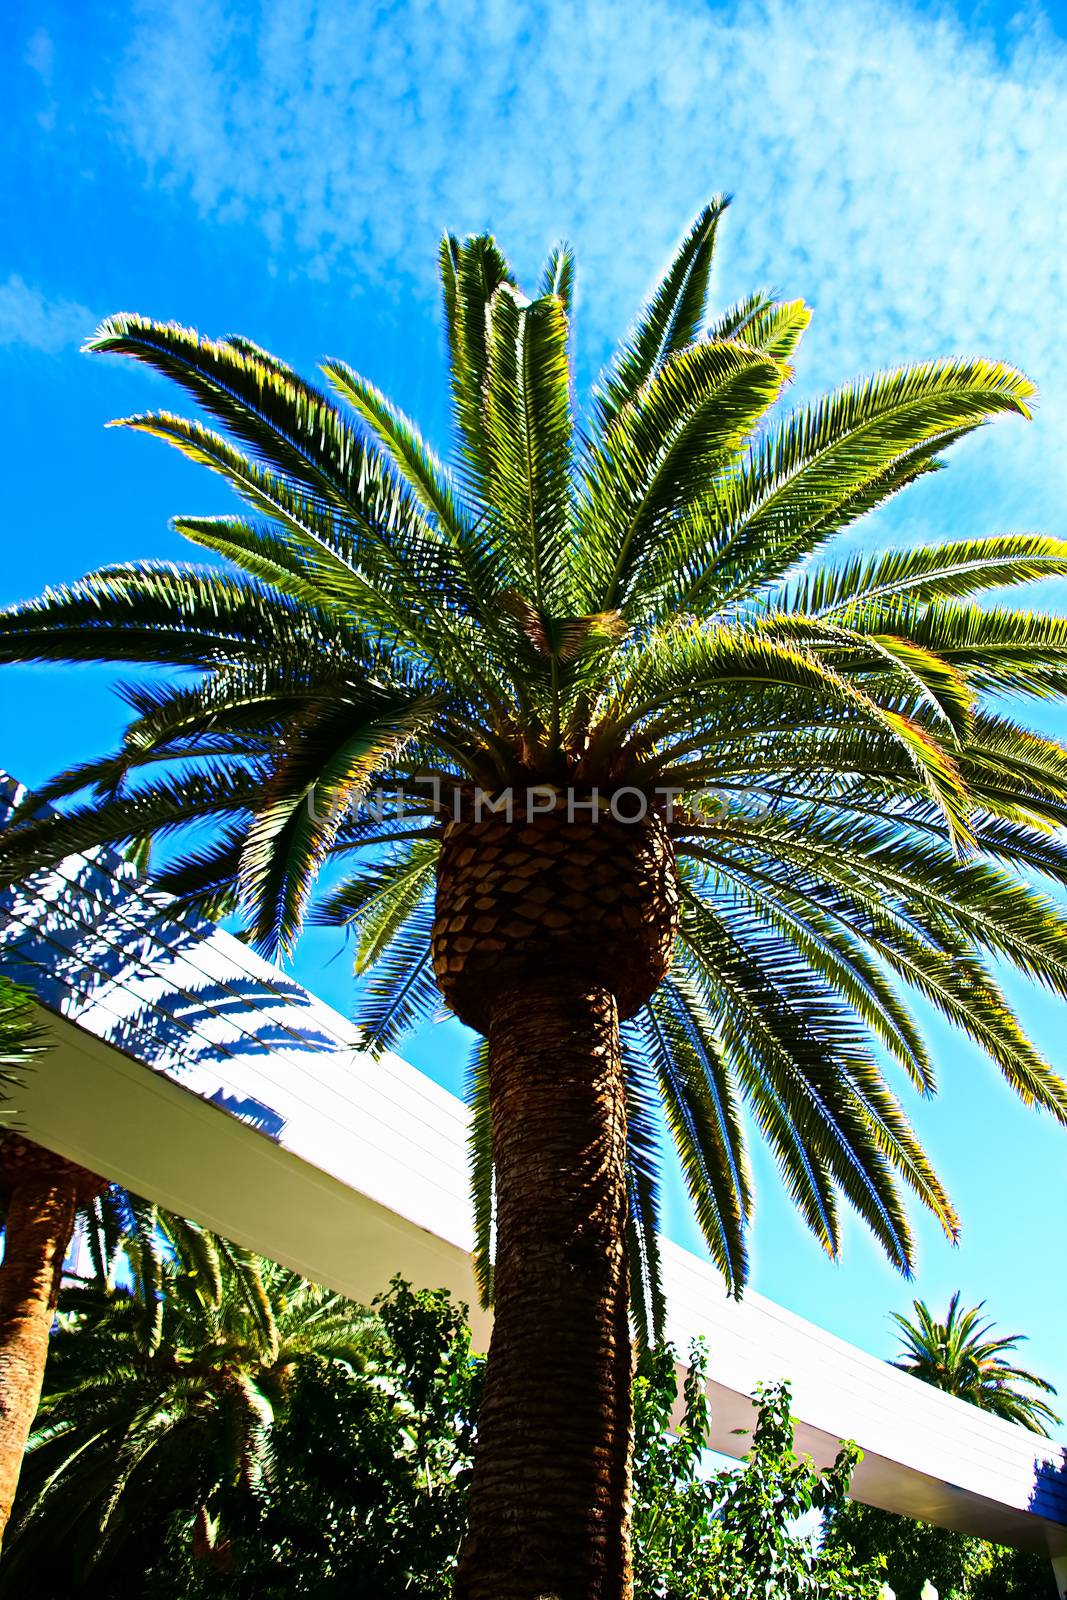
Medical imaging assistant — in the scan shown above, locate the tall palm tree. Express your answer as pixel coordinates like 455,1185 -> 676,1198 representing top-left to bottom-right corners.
891,1293 -> 1061,1435
0,975 -> 104,1543
4,199 -> 1067,1597
0,1221 -> 377,1589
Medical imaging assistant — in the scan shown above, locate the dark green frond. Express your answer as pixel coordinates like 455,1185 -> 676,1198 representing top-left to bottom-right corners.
466,1036 -> 494,1308
439,233 -> 517,499
619,1026 -> 668,1344
580,343 -> 784,613
0,765 -> 265,890
0,975 -> 47,1107
638,976 -> 750,1294
778,534 -> 1067,615
353,894 -> 441,1056
482,286 -> 574,618
678,360 -> 1035,611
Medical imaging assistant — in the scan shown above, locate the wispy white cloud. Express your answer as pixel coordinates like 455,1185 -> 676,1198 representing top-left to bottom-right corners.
0,275 -> 93,353
105,0 -> 1066,517
25,26 -> 54,83
24,25 -> 57,131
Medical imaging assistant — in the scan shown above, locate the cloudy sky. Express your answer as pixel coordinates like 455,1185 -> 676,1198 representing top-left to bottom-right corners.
3,0 -> 1067,1416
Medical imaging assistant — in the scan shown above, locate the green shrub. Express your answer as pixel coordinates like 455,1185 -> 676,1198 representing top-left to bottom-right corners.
633,1342 -> 886,1598
824,1500 -> 1058,1600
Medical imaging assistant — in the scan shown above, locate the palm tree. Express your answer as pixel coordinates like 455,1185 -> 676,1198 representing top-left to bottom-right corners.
0,1219 -> 377,1589
3,199 -> 1067,1597
891,1293 -> 1061,1435
0,975 -> 104,1543
0,983 -> 231,1546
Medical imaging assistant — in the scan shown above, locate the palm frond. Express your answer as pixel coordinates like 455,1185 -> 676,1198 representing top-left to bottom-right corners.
596,198 -> 730,424
637,975 -> 750,1295
466,1036 -> 494,1308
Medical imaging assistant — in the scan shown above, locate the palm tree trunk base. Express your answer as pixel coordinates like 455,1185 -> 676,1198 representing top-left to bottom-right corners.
456,980 -> 634,1600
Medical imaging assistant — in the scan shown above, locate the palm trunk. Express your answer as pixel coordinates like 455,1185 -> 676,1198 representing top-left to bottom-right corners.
456,978 -> 634,1600
0,1141 -> 99,1543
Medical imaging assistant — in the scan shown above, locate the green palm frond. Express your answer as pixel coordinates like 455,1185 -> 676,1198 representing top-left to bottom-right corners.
439,232 -> 517,500
676,890 -> 956,1271
353,893 -> 441,1055
85,317 -> 382,528
538,243 -> 575,316
0,976 -> 47,1113
466,1036 -> 494,1308
891,1292 -> 1061,1435
619,1026 -> 668,1347
704,290 -> 774,344
637,975 -> 750,1294
321,364 -> 477,573
596,197 -> 730,425
0,563 -> 332,668
482,285 -> 574,620
734,298 -> 812,363
670,360 -> 1034,612
0,765 -> 266,889
580,342 -> 784,614
776,534 -> 1067,615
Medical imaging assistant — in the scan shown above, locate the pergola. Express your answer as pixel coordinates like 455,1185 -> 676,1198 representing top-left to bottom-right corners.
2,776 -> 1065,1592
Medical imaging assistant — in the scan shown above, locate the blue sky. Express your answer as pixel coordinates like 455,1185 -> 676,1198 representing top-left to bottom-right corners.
3,0 -> 1067,1424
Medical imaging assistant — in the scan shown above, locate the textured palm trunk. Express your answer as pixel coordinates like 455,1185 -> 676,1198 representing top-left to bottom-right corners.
456,979 -> 633,1600
434,797 -> 679,1600
0,1138 -> 100,1542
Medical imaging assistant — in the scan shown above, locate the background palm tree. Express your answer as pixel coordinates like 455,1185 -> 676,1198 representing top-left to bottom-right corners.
891,1293 -> 1061,1435
4,199 -> 1067,1597
0,975 -> 104,1543
0,979 -> 243,1544
0,1219 -> 378,1590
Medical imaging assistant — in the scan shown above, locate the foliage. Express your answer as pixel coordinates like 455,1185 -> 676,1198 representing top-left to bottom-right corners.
5,203 -> 1067,1338
138,1278 -> 482,1600
0,972 -> 47,1112
889,1292 -> 1060,1434
824,1500 -> 1058,1600
6,1245 -> 1054,1600
1,1230 -> 482,1597
632,1341 -> 886,1599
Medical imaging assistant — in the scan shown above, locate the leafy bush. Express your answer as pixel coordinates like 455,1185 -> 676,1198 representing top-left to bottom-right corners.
632,1342 -> 886,1599
7,1250 -> 1052,1600
139,1279 -> 483,1599
824,1500 -> 1058,1600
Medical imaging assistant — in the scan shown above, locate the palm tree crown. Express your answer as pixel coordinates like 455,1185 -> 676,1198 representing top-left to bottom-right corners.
891,1292 -> 1061,1435
4,199 -> 1067,1337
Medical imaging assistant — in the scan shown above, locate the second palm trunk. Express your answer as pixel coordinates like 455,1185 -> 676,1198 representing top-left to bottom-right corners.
0,1137 -> 102,1542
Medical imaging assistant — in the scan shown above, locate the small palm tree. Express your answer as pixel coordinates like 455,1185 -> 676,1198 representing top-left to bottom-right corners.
0,976 -> 104,1543
891,1293 -> 1061,1435
5,199 -> 1067,1596
0,1221 -> 377,1587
